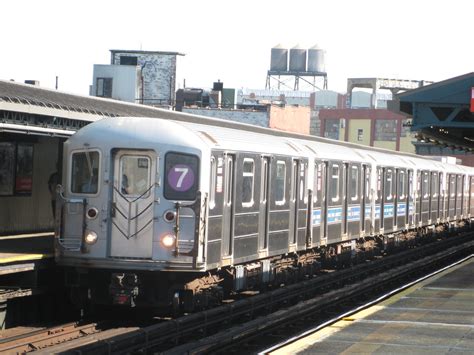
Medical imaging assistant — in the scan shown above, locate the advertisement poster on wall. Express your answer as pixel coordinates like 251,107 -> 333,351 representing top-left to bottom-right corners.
15,143 -> 34,194
0,142 -> 15,196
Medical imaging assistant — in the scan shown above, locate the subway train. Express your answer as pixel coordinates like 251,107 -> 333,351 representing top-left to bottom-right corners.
55,112 -> 474,310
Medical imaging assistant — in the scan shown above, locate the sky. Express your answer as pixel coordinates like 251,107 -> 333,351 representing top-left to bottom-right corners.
1,0 -> 472,96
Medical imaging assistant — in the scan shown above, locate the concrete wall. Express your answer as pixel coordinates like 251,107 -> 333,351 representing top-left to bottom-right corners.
348,119 -> 371,146
111,52 -> 177,107
182,108 -> 269,127
91,64 -> 140,103
269,105 -> 310,134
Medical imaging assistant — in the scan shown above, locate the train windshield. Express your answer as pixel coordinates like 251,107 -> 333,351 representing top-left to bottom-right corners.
71,150 -> 100,194
164,152 -> 199,200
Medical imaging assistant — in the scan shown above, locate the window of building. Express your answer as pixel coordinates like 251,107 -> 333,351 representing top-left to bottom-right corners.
324,119 -> 340,140
357,129 -> 363,141
96,77 -> 113,98
242,158 -> 254,207
374,119 -> 397,141
275,161 -> 286,205
120,56 -> 138,65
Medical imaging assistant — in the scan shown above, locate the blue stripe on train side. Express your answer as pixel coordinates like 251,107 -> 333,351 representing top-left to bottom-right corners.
327,207 -> 342,224
312,208 -> 321,226
384,203 -> 394,218
375,205 -> 381,219
397,203 -> 406,216
347,205 -> 360,222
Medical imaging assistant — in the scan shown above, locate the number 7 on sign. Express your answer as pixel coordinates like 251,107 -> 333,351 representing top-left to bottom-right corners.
174,167 -> 189,188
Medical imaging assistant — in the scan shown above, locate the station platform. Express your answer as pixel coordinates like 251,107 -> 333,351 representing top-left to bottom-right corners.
270,256 -> 474,354
0,233 -> 55,302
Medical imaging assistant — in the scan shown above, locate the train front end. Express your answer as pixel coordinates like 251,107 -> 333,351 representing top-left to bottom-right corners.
54,117 -> 209,308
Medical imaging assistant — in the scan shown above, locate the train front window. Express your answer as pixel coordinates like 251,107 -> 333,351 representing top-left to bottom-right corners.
71,150 -> 100,194
120,155 -> 151,197
164,152 -> 199,201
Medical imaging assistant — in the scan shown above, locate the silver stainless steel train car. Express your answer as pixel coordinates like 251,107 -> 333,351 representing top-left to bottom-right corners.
55,114 -> 474,309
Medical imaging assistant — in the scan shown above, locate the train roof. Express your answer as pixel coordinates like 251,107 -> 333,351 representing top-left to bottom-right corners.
67,115 -> 474,173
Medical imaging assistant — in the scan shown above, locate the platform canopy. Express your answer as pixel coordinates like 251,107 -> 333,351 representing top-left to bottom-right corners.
391,72 -> 474,151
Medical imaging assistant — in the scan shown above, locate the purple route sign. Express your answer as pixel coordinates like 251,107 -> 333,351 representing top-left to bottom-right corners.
167,164 -> 195,192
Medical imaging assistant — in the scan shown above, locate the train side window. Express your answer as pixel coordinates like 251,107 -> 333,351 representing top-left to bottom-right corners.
71,150 -> 100,194
422,171 -> 429,199
164,152 -> 199,201
457,175 -> 463,197
330,164 -> 340,202
431,172 -> 438,198
242,158 -> 255,207
385,169 -> 393,201
449,175 -> 455,197
398,170 -> 405,199
350,165 -> 359,201
313,163 -> 320,203
365,167 -> 371,199
209,157 -> 216,209
275,160 -> 286,205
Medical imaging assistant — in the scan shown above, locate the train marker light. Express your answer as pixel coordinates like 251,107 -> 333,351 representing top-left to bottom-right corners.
163,210 -> 177,223
84,230 -> 98,244
86,207 -> 99,219
161,233 -> 176,248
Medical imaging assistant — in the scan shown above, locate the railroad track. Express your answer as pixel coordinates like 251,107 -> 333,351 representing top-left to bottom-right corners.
0,322 -> 101,353
1,232 -> 472,354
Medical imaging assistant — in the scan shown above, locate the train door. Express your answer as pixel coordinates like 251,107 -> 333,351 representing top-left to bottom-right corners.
362,165 -> 371,235
415,171 -> 421,225
383,167 -> 395,232
396,169 -> 407,229
258,156 -> 271,251
206,153 -> 224,267
470,176 -> 474,217
311,161 -> 324,246
374,167 -> 382,234
430,172 -> 440,223
110,150 -> 156,258
327,161 -> 343,244
346,163 -> 361,238
448,174 -> 456,220
288,159 -> 308,250
268,157 -> 291,253
222,153 -> 235,258
456,175 -> 464,218
420,171 -> 430,225
408,169 -> 414,226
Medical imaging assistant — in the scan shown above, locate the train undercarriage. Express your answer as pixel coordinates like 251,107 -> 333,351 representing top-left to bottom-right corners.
64,220 -> 470,314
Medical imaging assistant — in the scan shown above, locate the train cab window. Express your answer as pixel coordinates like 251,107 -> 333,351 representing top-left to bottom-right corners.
120,155 -> 151,197
330,164 -> 340,202
164,152 -> 199,201
242,158 -> 255,207
384,169 -> 393,201
422,171 -> 429,199
349,165 -> 359,201
71,150 -> 100,194
275,161 -> 286,205
398,170 -> 406,200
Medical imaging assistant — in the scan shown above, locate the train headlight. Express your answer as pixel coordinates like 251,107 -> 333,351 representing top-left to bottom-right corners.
84,230 -> 98,245
161,233 -> 176,248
